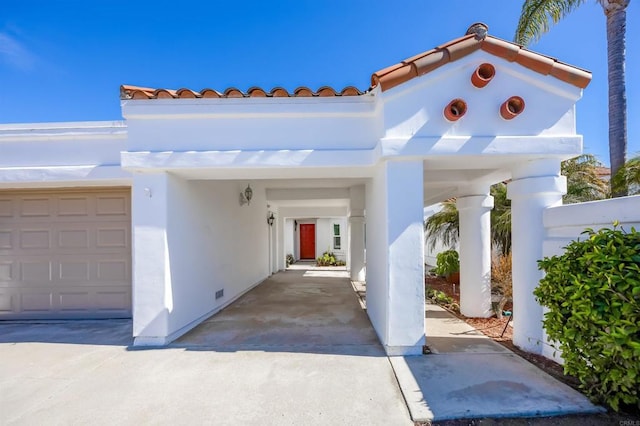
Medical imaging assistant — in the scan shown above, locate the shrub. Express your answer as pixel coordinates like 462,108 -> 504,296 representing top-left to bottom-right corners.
433,250 -> 459,277
426,287 -> 460,313
535,224 -> 640,412
286,254 -> 294,267
491,253 -> 512,318
316,251 -> 344,267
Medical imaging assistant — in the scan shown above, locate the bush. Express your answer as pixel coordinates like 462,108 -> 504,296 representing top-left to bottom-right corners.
433,250 -> 459,277
426,287 -> 460,313
286,254 -> 294,267
316,251 -> 345,267
535,224 -> 640,411
491,253 -> 512,318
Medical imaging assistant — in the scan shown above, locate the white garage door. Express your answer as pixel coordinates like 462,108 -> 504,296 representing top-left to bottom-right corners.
0,188 -> 131,319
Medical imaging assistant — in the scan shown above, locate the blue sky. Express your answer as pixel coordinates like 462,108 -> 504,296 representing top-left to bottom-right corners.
1,1 -> 638,166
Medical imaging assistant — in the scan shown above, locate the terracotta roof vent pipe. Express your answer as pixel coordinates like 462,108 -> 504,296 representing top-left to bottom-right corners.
444,98 -> 468,122
471,63 -> 496,88
466,22 -> 488,40
500,96 -> 525,120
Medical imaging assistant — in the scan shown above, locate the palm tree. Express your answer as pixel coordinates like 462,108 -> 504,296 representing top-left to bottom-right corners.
515,0 -> 630,197
562,154 -> 610,203
490,183 -> 512,255
612,154 -> 640,195
424,200 -> 459,251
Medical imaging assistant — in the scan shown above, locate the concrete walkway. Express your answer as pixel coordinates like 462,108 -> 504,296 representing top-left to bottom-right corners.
390,303 -> 604,422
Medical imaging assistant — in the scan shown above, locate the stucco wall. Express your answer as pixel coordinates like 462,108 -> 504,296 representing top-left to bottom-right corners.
365,165 -> 389,341
540,195 -> 640,361
133,176 -> 270,343
284,219 -> 294,261
316,218 -> 347,261
0,122 -> 130,188
124,99 -> 380,152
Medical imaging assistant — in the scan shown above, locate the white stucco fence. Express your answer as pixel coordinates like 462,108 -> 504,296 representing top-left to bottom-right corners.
540,195 -> 640,361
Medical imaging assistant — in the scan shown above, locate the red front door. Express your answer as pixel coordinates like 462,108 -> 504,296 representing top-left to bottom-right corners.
299,224 -> 316,260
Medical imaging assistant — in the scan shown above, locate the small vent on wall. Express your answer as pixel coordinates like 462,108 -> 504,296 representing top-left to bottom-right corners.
215,289 -> 224,300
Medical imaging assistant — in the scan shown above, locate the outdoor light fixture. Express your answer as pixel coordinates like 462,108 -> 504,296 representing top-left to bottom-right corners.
267,211 -> 275,227
240,184 -> 253,206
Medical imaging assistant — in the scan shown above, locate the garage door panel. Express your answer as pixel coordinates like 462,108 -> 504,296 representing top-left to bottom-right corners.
21,292 -> 53,312
20,198 -> 51,217
97,260 -> 128,281
96,195 -> 128,216
96,291 -> 130,311
59,261 -> 90,281
21,261 -> 52,283
0,188 -> 131,319
0,262 -> 13,281
59,292 -> 90,311
96,228 -> 128,248
0,292 -> 12,312
0,230 -> 11,249
58,196 -> 90,216
20,229 -> 51,249
58,229 -> 90,249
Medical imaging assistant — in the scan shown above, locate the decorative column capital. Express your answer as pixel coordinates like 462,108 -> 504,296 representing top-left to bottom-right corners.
507,175 -> 567,200
456,194 -> 494,211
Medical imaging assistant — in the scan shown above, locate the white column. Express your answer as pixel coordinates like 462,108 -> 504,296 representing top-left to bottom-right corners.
508,159 -> 566,354
366,161 -> 425,355
131,173 -> 172,346
457,194 -> 494,318
276,212 -> 285,270
349,185 -> 366,282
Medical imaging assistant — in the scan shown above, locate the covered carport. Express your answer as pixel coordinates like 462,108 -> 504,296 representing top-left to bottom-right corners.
120,23 -> 590,355
174,267 -> 378,348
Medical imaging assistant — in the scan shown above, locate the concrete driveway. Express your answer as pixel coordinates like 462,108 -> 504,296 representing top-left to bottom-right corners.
0,270 -> 412,425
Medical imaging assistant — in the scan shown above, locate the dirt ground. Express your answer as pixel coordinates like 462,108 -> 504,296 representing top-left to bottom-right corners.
425,275 -> 639,426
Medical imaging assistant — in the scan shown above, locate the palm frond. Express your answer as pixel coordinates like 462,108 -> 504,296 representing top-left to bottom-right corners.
515,0 -> 587,46
612,154 -> 640,195
562,154 -> 609,203
424,201 -> 459,251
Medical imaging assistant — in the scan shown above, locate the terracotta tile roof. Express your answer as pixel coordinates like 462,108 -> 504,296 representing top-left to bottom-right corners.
120,23 -> 591,101
371,23 -> 592,92
120,85 -> 364,100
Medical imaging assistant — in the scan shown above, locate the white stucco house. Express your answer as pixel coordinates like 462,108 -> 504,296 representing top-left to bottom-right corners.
0,23 -> 595,356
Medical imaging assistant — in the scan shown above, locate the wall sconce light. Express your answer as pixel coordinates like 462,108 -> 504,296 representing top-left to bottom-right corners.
267,211 -> 275,227
239,184 -> 253,206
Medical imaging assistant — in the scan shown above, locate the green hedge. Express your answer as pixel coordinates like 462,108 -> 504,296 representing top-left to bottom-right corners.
536,224 -> 640,411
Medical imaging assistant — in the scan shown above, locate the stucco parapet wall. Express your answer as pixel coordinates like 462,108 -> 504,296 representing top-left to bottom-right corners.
507,175 -> 567,198
121,93 -> 379,120
0,165 -> 131,188
0,121 -> 127,141
543,195 -> 640,229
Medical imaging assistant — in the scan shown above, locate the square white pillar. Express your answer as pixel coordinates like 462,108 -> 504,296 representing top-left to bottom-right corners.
349,185 -> 366,282
366,161 -> 425,355
131,173 -> 172,346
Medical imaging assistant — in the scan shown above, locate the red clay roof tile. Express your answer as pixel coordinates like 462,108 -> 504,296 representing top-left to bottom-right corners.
120,23 -> 591,101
